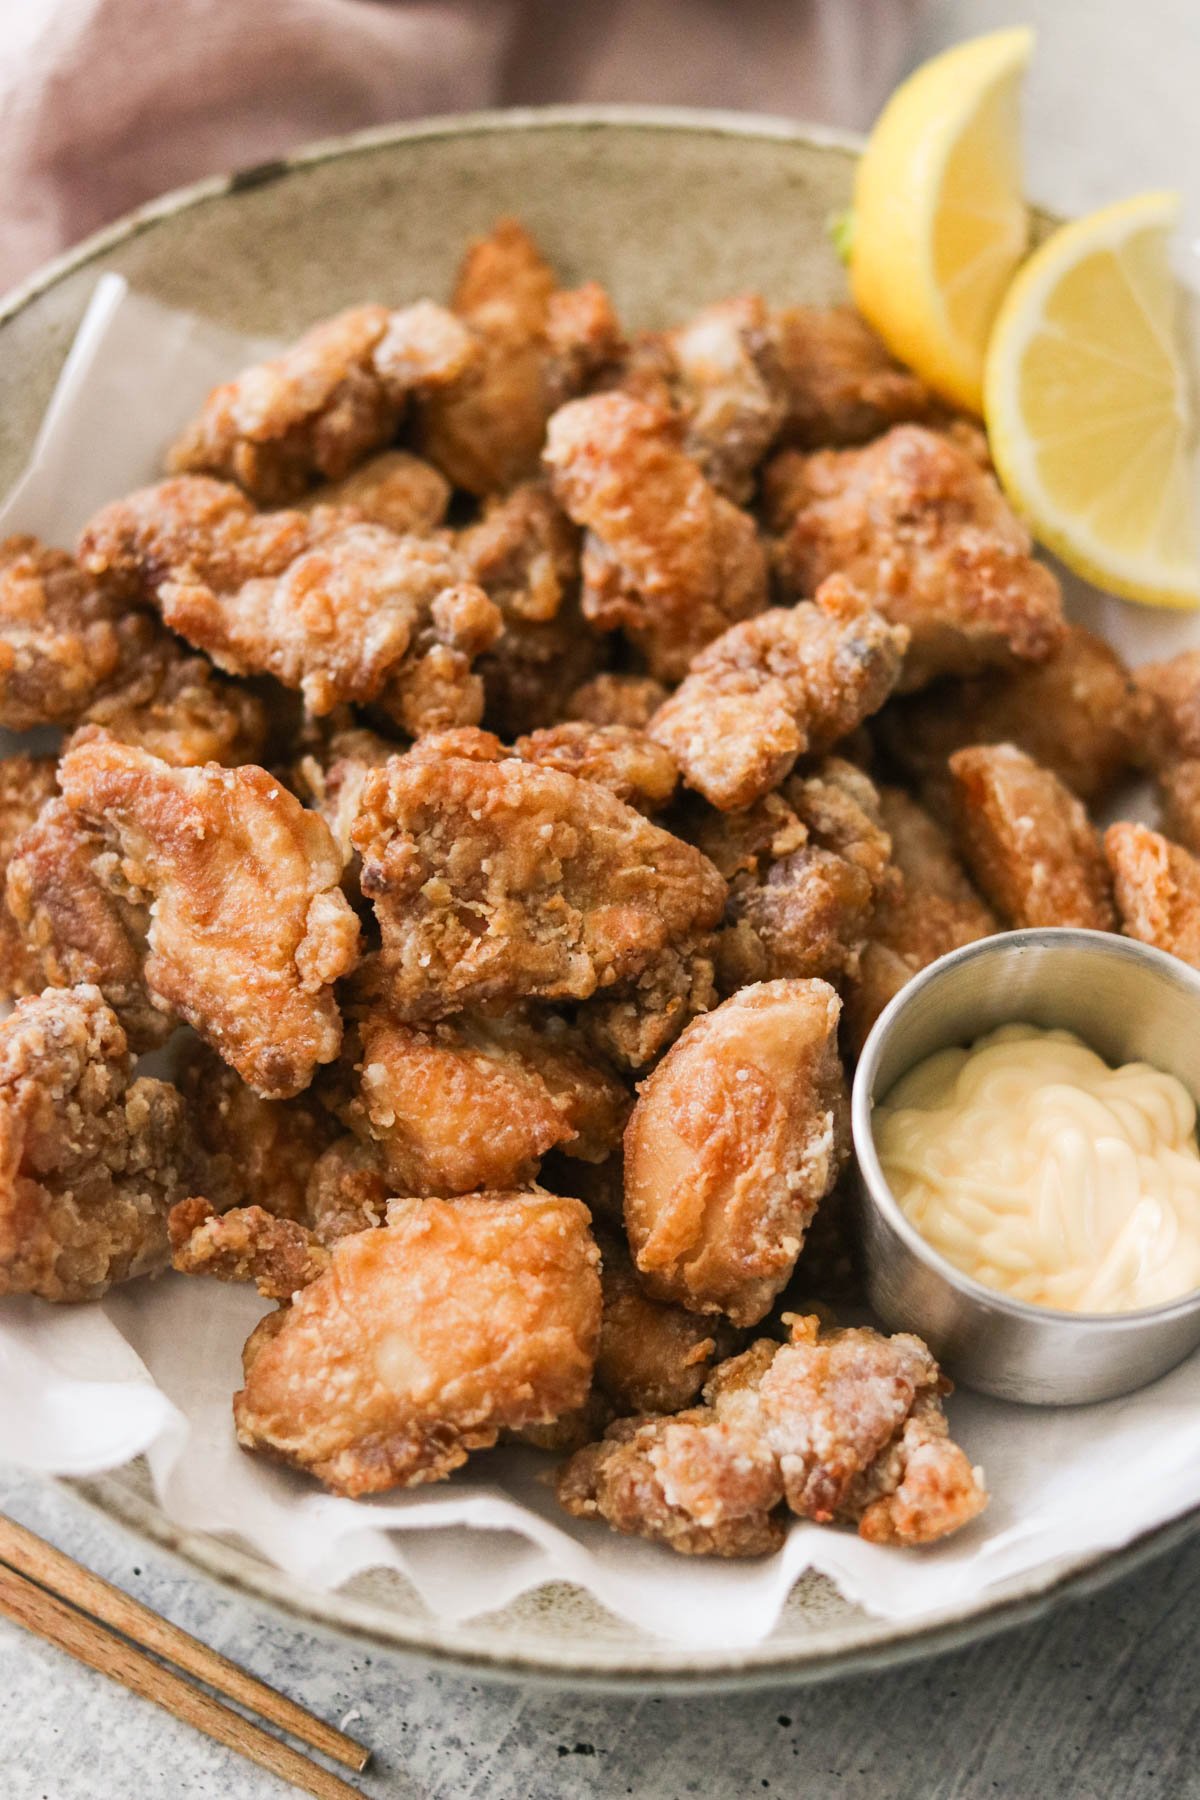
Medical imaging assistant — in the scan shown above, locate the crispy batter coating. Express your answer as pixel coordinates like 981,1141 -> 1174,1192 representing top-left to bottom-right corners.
292,724 -> 399,873
0,536 -> 129,729
0,757 -> 62,1000
693,759 -> 895,991
566,673 -> 669,730
178,1043 -> 337,1224
578,934 -> 719,1072
169,1198 -> 331,1299
5,797 -> 166,1051
351,755 -> 726,1019
878,626 -> 1153,810
1158,759 -> 1200,856
544,391 -> 769,681
557,1315 -> 985,1556
767,425 -> 1064,691
303,1136 -> 391,1245
624,979 -> 849,1326
1134,647 -> 1200,764
418,221 -> 621,495
842,789 -> 997,1056
773,306 -> 937,448
230,1191 -> 601,1496
168,300 -> 475,502
0,986 -> 209,1302
301,449 -> 451,535
59,734 -> 360,1097
332,1009 -> 630,1195
594,1230 -> 738,1416
649,577 -> 907,810
79,630 -> 270,768
949,744 -> 1114,931
514,722 -> 678,813
80,476 -> 502,730
664,295 -> 787,502
1105,821 -> 1200,966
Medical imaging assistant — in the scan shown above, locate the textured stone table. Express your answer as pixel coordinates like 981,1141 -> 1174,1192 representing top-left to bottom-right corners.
5,2 -> 1200,1795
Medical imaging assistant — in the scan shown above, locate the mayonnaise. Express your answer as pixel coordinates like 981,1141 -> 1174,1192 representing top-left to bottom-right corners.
874,1023 -> 1200,1313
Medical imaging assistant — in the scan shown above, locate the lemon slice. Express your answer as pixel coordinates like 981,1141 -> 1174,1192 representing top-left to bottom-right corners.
850,28 -> 1033,413
985,192 -> 1200,609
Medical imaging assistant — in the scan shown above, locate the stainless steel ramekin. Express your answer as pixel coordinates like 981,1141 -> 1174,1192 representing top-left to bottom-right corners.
853,929 -> 1200,1404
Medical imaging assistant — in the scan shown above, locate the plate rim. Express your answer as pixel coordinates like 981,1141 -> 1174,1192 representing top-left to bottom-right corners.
6,100 -> 1192,1686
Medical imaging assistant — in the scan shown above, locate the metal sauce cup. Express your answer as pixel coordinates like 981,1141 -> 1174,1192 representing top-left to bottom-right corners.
853,929 -> 1200,1404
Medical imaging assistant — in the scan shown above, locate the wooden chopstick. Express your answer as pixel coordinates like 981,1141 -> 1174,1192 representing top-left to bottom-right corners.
0,1515 -> 367,1771
0,1525 -> 372,1799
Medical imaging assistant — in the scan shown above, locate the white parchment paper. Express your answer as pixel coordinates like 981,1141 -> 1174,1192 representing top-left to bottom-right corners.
1,275 -> 1198,1649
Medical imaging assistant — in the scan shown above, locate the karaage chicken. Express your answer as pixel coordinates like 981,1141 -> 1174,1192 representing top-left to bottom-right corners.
0,757 -> 63,1000
766,424 -> 1064,690
949,744 -> 1114,931
624,979 -> 849,1326
513,721 -> 678,813
178,1043 -> 338,1224
300,449 -> 451,535
773,305 -> 937,448
59,733 -> 360,1096
558,1314 -> 985,1556
649,576 -> 907,810
1106,821 -> 1200,967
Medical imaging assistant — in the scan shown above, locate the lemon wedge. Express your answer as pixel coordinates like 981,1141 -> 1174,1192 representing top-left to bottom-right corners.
850,28 -> 1033,413
985,192 -> 1200,609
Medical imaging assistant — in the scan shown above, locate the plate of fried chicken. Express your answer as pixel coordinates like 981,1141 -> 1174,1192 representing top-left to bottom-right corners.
0,109 -> 1196,1685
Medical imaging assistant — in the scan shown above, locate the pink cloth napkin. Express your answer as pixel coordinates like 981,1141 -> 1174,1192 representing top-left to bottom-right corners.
0,0 -> 926,293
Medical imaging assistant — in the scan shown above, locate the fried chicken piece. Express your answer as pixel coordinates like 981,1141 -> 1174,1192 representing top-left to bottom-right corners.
624,979 -> 849,1326
178,1043 -> 338,1223
842,789 -> 997,1056
558,1314 -> 985,1557
1158,760 -> 1200,856
544,391 -> 769,681
300,449 -> 451,535
662,295 -> 787,502
514,722 -> 678,813
169,1198 -> 331,1299
766,425 -> 1064,691
648,577 -> 908,811
578,934 -> 719,1071
351,755 -> 726,1019
4,797 -> 167,1051
693,759 -> 895,990
303,1137 -> 391,1245
877,626 -> 1153,811
773,305 -> 937,448
1134,647 -> 1200,764
59,734 -> 360,1097
80,476 -> 502,731
0,757 -> 62,1000
229,1191 -> 601,1496
949,744 -> 1115,931
0,986 -> 211,1302
1105,821 -> 1200,966
78,628 -> 270,768
168,300 -> 476,503
565,673 -> 669,730
594,1231 -> 739,1416
0,536 -> 131,729
332,1010 -> 630,1195
292,724 -> 399,873
418,220 -> 622,495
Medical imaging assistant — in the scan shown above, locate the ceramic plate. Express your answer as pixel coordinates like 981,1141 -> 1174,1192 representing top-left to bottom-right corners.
3,105 -> 1196,1688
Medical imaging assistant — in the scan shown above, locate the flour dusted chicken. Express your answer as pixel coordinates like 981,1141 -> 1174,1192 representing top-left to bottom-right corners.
59,733 -> 360,1097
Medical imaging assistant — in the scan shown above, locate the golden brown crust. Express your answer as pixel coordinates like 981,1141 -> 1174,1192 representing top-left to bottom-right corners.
233,1191 -> 602,1496
565,674 -> 669,730
623,980 -> 849,1326
79,477 -> 502,731
544,391 -> 769,680
168,301 -> 475,503
1105,821 -> 1200,966
663,294 -> 788,502
351,754 -> 726,1019
169,1198 -> 331,1299
177,1043 -> 338,1224
0,757 -> 64,1002
303,1137 -> 391,1245
594,1230 -> 739,1416
1134,648 -> 1200,765
767,425 -> 1064,691
0,986 -> 209,1302
1158,759 -> 1200,856
577,935 -> 719,1072
332,1010 -> 630,1195
557,1315 -> 985,1557
514,721 -> 678,813
878,626 -> 1154,810
649,577 -> 907,810
0,536 -> 129,729
773,305 -> 937,448
59,735 -> 360,1097
842,789 -> 996,1056
949,744 -> 1115,931
301,449 -> 451,535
